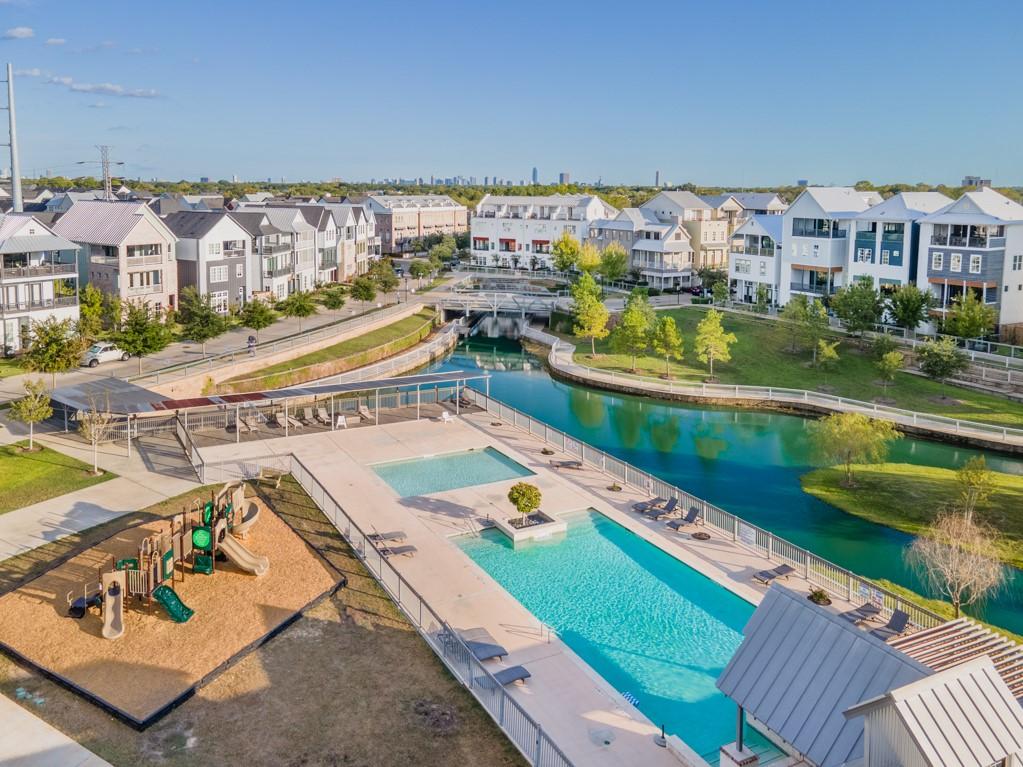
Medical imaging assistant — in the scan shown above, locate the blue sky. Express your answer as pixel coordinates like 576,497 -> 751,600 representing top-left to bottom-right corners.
2,0 -> 1022,186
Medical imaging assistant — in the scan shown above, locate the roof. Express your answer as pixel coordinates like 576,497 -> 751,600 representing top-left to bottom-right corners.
646,190 -> 712,211
798,187 -> 882,218
51,200 -> 171,246
478,193 -> 597,207
247,206 -> 314,233
228,211 -> 281,237
0,213 -> 78,253
856,192 -> 954,221
920,188 -> 1023,225
845,657 -> 1023,767
730,192 -> 788,211
699,194 -> 740,209
716,586 -> 931,767
734,214 -> 783,243
162,210 -> 232,240
367,194 -> 464,210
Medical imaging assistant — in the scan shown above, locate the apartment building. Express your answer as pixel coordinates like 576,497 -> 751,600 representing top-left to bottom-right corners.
778,187 -> 882,304
589,208 -> 695,288
847,192 -> 952,291
248,207 -> 317,292
362,194 -> 467,254
914,187 -> 1023,338
700,194 -> 744,235
229,211 -> 292,300
470,194 -> 617,270
0,213 -> 80,352
163,211 -> 254,313
321,203 -> 379,280
728,215 -> 783,304
640,191 -> 730,273
53,200 -> 178,313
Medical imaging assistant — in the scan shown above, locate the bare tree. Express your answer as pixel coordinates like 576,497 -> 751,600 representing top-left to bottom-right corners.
907,510 -> 1005,618
78,395 -> 116,475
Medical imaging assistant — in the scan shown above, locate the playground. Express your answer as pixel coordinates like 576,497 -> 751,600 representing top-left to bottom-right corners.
0,485 -> 340,727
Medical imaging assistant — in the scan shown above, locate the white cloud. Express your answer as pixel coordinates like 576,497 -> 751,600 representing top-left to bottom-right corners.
45,38 -> 66,46
2,26 -> 34,39
45,74 -> 159,98
88,102 -> 108,109
14,67 -> 43,77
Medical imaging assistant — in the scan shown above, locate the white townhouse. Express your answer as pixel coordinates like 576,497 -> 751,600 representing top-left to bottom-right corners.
778,187 -> 882,304
729,192 -> 788,218
847,192 -> 952,292
470,194 -> 617,270
728,214 -> 783,305
589,208 -> 695,289
238,205 -> 317,293
640,191 -> 730,275
321,203 -> 378,281
229,211 -> 292,300
162,210 -> 255,313
914,187 -> 1023,339
0,213 -> 80,353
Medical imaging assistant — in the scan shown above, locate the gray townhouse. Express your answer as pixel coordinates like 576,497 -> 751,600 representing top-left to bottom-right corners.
162,210 -> 254,313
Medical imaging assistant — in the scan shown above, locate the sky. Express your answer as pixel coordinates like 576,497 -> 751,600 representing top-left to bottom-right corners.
1,0 -> 1022,187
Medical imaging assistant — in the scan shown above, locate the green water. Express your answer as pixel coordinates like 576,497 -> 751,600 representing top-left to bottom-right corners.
439,338 -> 1023,634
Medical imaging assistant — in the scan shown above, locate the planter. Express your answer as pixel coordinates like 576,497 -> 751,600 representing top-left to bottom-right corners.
807,591 -> 832,606
491,421 -> 503,427
691,531 -> 711,541
607,483 -> 622,492
541,448 -> 555,456
508,512 -> 550,529
492,510 -> 567,545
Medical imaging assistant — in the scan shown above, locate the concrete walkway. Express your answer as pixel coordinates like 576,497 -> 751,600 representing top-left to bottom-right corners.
0,695 -> 110,767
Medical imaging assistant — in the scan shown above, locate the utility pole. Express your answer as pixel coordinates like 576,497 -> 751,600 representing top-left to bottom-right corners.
97,144 -> 113,200
3,63 -> 23,212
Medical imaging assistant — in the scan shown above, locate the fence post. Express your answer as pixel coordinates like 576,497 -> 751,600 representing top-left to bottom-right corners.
766,535 -> 773,561
732,515 -> 738,542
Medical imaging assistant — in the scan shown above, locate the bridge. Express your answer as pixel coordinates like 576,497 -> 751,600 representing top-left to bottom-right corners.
431,290 -> 565,317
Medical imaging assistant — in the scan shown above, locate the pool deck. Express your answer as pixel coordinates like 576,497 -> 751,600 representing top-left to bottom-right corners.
198,410 -> 859,767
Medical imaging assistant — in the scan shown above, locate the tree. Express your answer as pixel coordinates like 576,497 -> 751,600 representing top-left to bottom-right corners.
507,482 -> 542,519
712,281 -> 729,306
78,395 -> 115,475
817,339 -> 839,385
956,456 -> 994,522
409,259 -> 432,285
917,337 -> 969,395
694,308 -> 737,379
945,291 -> 996,340
369,259 -> 399,293
321,285 -> 347,313
887,284 -> 935,332
551,231 -> 581,272
809,412 -> 901,486
803,299 -> 830,365
571,273 -> 609,356
779,295 -> 809,352
350,276 -> 377,303
77,284 -> 104,340
831,279 -> 884,341
21,317 -> 83,387
871,334 -> 898,360
101,293 -> 122,333
114,301 -> 173,374
754,284 -> 770,314
598,242 -> 628,282
651,315 -> 684,378
239,298 -> 276,340
10,378 -> 52,451
276,290 -> 317,331
876,351 -> 904,395
907,511 -> 1005,618
697,267 -> 727,292
178,287 -> 228,356
610,290 -> 654,372
576,242 -> 601,273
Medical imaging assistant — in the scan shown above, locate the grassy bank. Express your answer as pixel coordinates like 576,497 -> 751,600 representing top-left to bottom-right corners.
571,307 -> 1023,427
801,462 -> 1023,569
0,442 -> 115,515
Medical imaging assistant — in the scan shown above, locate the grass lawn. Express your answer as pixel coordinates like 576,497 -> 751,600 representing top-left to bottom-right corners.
0,442 -> 115,515
0,479 -> 525,767
0,358 -> 23,379
801,462 -> 1023,569
571,306 -> 1023,427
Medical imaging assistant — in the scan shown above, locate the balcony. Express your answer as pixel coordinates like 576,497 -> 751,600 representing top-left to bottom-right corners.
223,247 -> 246,258
262,265 -> 293,279
127,284 -> 162,296
790,281 -> 835,296
260,243 -> 292,255
0,295 -> 78,313
126,254 -> 165,267
0,262 -> 77,279
318,259 -> 337,270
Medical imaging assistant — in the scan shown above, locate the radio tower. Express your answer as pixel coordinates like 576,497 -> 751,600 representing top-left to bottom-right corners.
97,145 -> 113,200
3,63 -> 22,212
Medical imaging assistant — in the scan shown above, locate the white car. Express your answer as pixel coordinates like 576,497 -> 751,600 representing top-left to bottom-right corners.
82,342 -> 130,367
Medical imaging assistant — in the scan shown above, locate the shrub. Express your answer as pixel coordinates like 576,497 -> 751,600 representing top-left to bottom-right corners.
507,482 -> 542,517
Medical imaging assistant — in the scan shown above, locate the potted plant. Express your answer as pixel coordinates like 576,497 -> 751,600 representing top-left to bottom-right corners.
607,482 -> 622,492
507,482 -> 542,529
808,588 -> 832,606
541,447 -> 555,456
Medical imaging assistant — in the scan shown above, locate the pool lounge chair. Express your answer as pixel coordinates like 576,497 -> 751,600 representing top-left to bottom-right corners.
286,414 -> 303,429
549,459 -> 583,470
476,665 -> 531,688
302,407 -> 316,424
666,507 -> 702,531
632,497 -> 667,513
645,497 -> 679,520
368,530 -> 407,543
870,609 -> 910,641
464,640 -> 507,661
316,406 -> 330,425
839,602 -> 882,623
752,564 -> 796,585
357,404 -> 374,422
377,544 -> 417,559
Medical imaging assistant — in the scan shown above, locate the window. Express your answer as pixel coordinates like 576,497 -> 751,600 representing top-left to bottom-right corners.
208,242 -> 222,256
236,264 -> 244,278
735,259 -> 751,274
211,291 -> 229,314
1013,254 -> 1023,271
856,248 -> 871,262
127,243 -> 162,258
984,285 -> 997,303
931,252 -> 944,270
970,254 -> 982,274
209,265 -> 228,283
950,253 -> 962,272
759,261 -> 767,276
880,249 -> 890,265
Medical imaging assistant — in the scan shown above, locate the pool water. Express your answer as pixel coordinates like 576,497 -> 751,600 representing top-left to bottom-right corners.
372,446 -> 534,497
457,510 -> 778,762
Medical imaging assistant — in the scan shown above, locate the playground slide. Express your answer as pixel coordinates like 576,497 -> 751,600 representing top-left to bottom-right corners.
152,584 -> 194,623
231,500 -> 261,538
219,533 -> 269,576
101,570 -> 125,640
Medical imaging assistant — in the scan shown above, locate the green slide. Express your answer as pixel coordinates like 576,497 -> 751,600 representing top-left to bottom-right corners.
152,584 -> 194,624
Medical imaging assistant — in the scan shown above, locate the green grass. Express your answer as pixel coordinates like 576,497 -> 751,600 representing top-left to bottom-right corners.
572,307 -> 1023,427
0,358 -> 23,379
801,462 -> 1023,569
0,442 -> 115,515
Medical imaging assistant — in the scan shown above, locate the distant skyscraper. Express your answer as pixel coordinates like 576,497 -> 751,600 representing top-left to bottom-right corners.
655,170 -> 660,187
484,176 -> 490,185
200,176 -> 210,183
232,174 -> 238,183
559,171 -> 570,184
531,166 -> 538,184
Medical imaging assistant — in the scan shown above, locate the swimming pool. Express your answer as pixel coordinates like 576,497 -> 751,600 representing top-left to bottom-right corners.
456,509 -> 779,763
372,447 -> 534,497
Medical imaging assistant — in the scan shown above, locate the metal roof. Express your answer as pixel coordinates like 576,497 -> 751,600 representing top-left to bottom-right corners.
920,187 -> 1023,225
51,200 -> 169,246
50,377 -> 169,415
717,586 -> 931,767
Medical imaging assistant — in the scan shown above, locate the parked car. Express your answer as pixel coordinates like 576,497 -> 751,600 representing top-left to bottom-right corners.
82,342 -> 130,367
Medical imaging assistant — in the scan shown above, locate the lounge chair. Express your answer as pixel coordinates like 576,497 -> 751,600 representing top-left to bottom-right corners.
316,406 -> 330,425
357,404 -> 373,422
244,415 -> 260,433
839,603 -> 882,624
368,530 -> 407,543
476,665 -> 531,688
870,609 -> 910,641
464,640 -> 507,661
378,544 -> 417,559
666,507 -> 702,531
286,414 -> 303,429
645,497 -> 679,520
632,497 -> 667,513
302,407 -> 316,424
236,418 -> 249,434
752,564 -> 796,585
549,459 -> 583,470
269,412 -> 285,429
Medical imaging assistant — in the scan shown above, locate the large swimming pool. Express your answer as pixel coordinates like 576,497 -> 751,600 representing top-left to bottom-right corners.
457,509 -> 778,762
372,446 -> 534,497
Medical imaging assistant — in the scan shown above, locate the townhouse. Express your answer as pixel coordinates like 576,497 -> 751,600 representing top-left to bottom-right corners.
229,210 -> 292,300
245,206 -> 317,292
701,193 -> 788,237
699,194 -> 744,236
361,194 -> 467,254
640,191 -> 730,274
589,208 -> 695,289
52,200 -> 179,313
728,214 -> 783,304
914,187 -> 1023,338
778,187 -> 881,304
470,193 -> 617,270
163,210 -> 254,313
320,202 -> 379,280
0,212 -> 80,352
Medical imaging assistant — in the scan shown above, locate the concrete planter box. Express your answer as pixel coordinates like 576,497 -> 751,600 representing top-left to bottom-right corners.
492,511 -> 567,545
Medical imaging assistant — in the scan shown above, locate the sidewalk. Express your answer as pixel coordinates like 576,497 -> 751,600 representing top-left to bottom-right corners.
0,695 -> 110,767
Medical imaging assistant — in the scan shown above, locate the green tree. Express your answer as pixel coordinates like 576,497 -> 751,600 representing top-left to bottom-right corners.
754,284 -> 770,314
10,378 -> 52,451
571,273 -> 609,356
817,339 -> 840,384
598,242 -> 629,282
610,290 -> 654,371
804,299 -> 830,365
320,285 -> 347,313
871,334 -> 898,360
810,412 -> 901,486
101,293 -> 123,333
507,482 -> 542,518
887,284 -> 935,332
944,291 -> 996,339
712,281 -> 729,306
551,231 -> 581,272
409,259 -> 432,284
178,287 -> 228,356
779,295 -> 809,352
77,283 -> 104,340
651,315 -> 684,377
239,298 -> 276,340
917,336 -> 969,395
876,350 -> 904,395
350,276 -> 377,302
21,317 -> 84,387
694,308 -> 737,379
115,301 -> 173,374
369,259 -> 399,293
697,267 -> 727,292
957,456 -> 994,522
831,279 -> 884,341
276,290 -> 317,331
576,242 -> 601,273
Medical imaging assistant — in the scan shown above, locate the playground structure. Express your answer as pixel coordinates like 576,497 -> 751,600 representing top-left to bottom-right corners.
66,481 -> 268,640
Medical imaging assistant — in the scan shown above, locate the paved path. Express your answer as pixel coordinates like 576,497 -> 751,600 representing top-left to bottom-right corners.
0,695 -> 110,767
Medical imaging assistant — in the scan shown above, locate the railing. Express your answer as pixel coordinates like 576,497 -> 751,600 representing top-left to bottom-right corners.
127,284 -> 162,296
200,451 -> 574,767
260,243 -> 292,255
330,323 -> 459,383
262,265 -> 293,279
789,281 -> 833,295
0,262 -> 77,278
125,255 -> 165,267
0,295 -> 78,312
